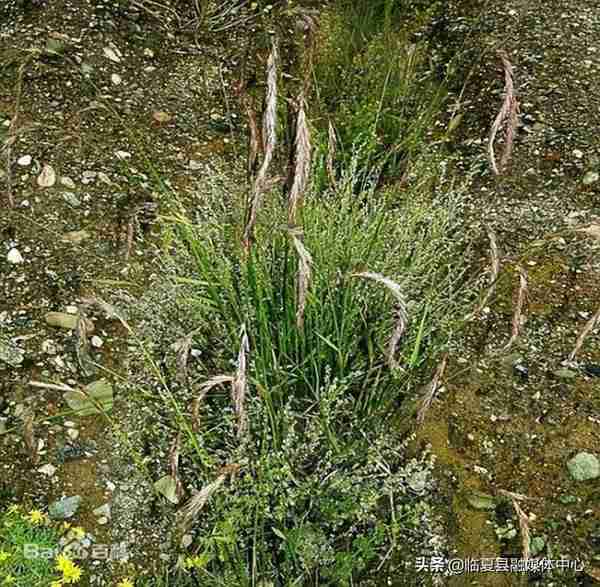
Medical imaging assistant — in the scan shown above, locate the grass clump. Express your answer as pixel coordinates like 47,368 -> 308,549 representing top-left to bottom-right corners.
173,144 -> 465,437
118,4 -> 472,584
128,134 -> 468,583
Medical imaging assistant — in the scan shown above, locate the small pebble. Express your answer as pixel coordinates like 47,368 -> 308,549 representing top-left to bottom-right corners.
38,464 -> 57,477
17,155 -> 32,166
7,248 -> 24,264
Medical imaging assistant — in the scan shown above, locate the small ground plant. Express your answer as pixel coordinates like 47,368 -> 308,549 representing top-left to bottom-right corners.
0,504 -> 83,586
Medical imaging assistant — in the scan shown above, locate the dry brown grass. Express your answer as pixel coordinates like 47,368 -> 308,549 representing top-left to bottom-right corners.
351,272 -> 408,369
465,227 -> 501,321
232,326 -> 249,438
503,264 -> 528,351
416,353 -> 448,424
289,228 -> 313,329
568,305 -> 600,362
499,489 -> 534,561
488,50 -> 519,175
177,472 -> 228,534
287,94 -> 312,226
169,432 -> 184,503
243,39 -> 279,251
191,375 -> 234,432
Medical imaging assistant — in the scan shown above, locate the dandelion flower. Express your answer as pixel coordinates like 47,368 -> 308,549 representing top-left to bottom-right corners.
27,509 -> 47,525
116,579 -> 135,587
62,562 -> 82,584
62,564 -> 82,584
56,554 -> 82,583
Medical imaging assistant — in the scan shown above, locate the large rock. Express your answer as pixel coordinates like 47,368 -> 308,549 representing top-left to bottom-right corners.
49,495 -> 81,520
567,452 -> 599,481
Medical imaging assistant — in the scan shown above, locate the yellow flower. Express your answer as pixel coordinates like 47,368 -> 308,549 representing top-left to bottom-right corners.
71,526 -> 85,540
62,522 -> 72,531
0,550 -> 10,563
56,554 -> 71,573
116,579 -> 134,587
63,566 -> 82,584
27,509 -> 47,525
50,581 -> 63,587
55,554 -> 82,583
184,554 -> 209,569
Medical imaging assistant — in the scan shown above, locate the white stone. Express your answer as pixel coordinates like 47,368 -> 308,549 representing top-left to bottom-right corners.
37,164 -> 56,187
17,155 -> 32,166
91,336 -> 103,348
111,73 -> 122,85
7,248 -> 24,264
38,464 -> 57,477
103,47 -> 121,63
